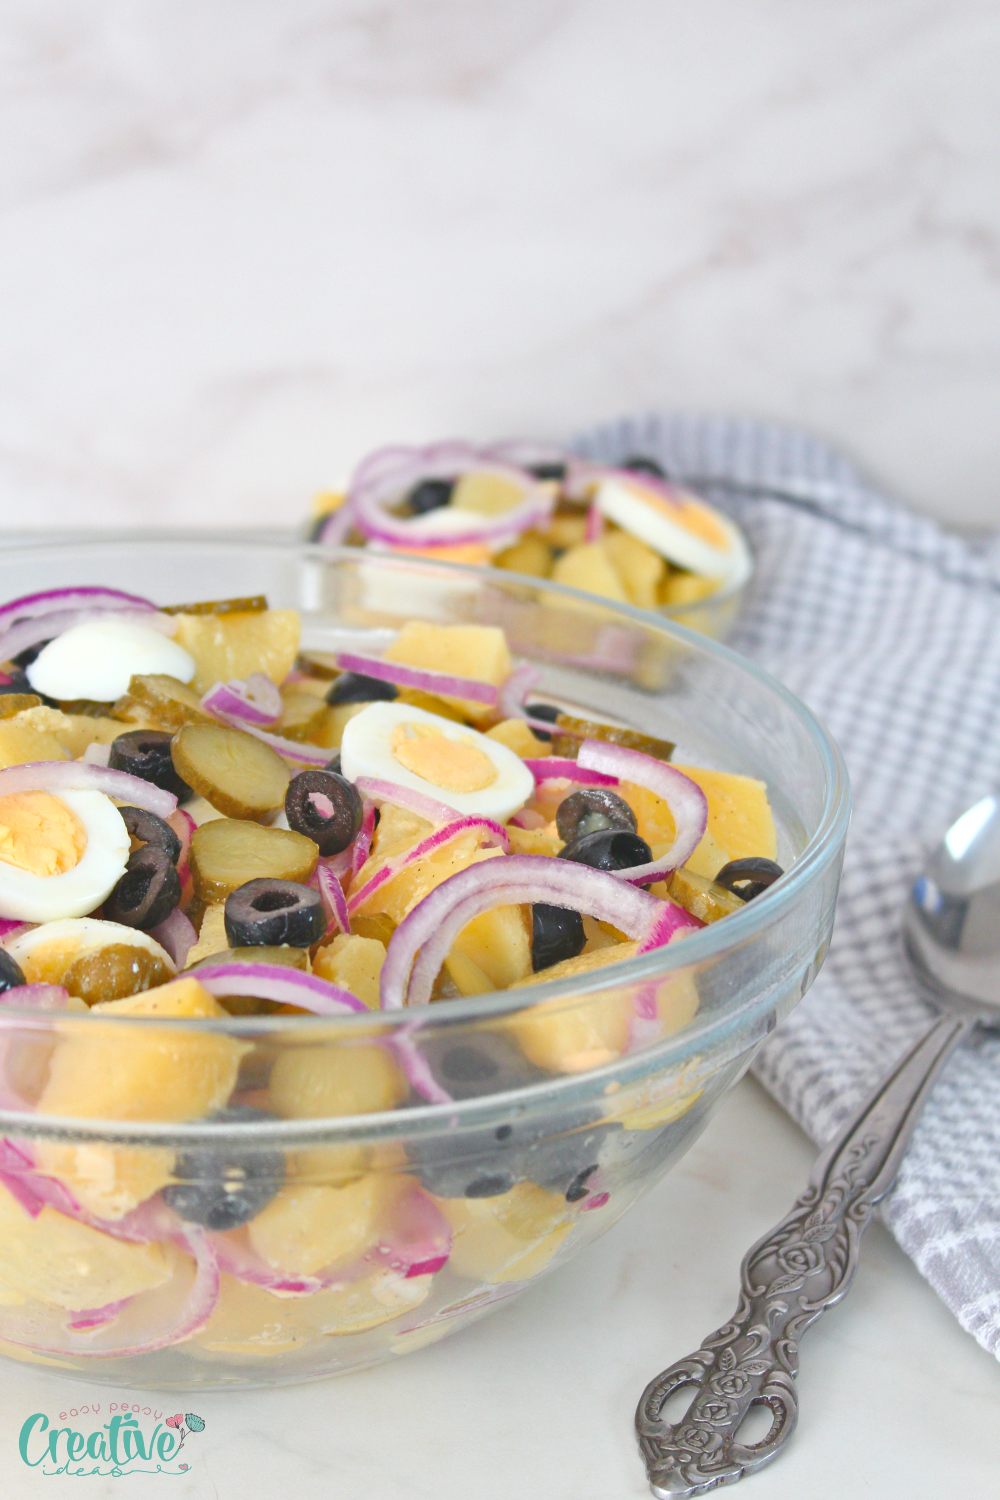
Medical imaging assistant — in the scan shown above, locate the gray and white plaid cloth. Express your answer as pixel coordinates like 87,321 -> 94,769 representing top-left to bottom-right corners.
577,413 -> 1000,1360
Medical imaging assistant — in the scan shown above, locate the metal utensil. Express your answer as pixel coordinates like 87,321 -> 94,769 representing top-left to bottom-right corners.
636,792 -> 1000,1497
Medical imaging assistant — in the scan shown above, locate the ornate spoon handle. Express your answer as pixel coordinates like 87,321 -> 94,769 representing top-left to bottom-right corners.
635,1012 -> 971,1497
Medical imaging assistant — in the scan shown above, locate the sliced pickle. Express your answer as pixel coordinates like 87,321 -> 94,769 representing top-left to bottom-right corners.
190,819 -> 318,905
279,690 -> 329,743
116,673 -> 212,731
193,945 -> 309,1016
666,866 -> 744,924
65,945 -> 173,1005
551,713 -> 675,762
350,911 -> 397,947
396,688 -> 467,722
162,595 -> 269,616
295,652 -> 340,680
0,694 -> 42,719
172,722 -> 290,821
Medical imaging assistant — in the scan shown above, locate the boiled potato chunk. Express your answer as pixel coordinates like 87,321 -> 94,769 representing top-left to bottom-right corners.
34,979 -> 247,1219
444,1183 -> 572,1283
486,718 -> 550,758
0,1183 -> 174,1311
270,1040 -> 405,1120
193,1269 -> 430,1356
622,765 -> 776,883
312,934 -> 386,1010
383,622 -> 512,723
0,718 -> 70,769
551,543 -> 629,604
171,609 -> 300,695
248,1178 -> 382,1277
602,530 -> 665,609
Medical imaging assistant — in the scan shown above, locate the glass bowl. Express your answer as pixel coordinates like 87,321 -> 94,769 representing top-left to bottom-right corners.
0,541 -> 849,1390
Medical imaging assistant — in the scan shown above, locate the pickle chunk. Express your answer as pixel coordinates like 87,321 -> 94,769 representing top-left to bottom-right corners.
173,722 -> 290,821
190,818 -> 318,904
116,673 -> 211,731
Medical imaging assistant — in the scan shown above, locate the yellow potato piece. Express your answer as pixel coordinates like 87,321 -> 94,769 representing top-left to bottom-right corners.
0,718 -> 71,769
602,530 -> 665,609
34,979 -> 247,1219
171,609 -> 301,695
247,1177 -> 382,1277
486,718 -> 550,758
551,542 -> 629,605
0,1183 -> 173,1311
270,1040 -> 405,1120
444,1183 -> 573,1284
494,533 -> 554,578
622,765 -> 776,883
383,622 -> 512,723
312,934 -> 386,1010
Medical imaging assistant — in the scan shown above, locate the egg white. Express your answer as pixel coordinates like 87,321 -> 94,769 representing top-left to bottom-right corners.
5,917 -> 175,976
0,791 -> 131,923
596,478 -> 752,588
340,703 -> 534,823
27,620 -> 196,702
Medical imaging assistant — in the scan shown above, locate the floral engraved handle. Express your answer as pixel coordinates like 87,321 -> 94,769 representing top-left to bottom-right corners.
635,1013 -> 970,1497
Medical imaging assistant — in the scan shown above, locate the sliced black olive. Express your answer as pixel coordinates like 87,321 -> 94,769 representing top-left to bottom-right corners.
559,828 -> 653,876
117,806 -> 182,864
224,878 -> 325,948
715,857 -> 785,902
284,769 -> 363,856
0,951 -> 26,993
325,672 -> 398,707
556,788 -> 637,845
528,461 -> 567,482
407,478 -> 453,515
163,1105 -> 284,1231
110,729 -> 192,801
531,904 -> 586,971
523,701 -> 561,743
104,846 -> 182,930
623,455 -> 668,480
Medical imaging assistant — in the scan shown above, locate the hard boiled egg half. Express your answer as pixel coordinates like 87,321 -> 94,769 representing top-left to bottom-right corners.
27,618 -> 195,702
340,703 -> 534,822
4,918 -> 175,988
596,476 -> 751,589
0,790 -> 131,922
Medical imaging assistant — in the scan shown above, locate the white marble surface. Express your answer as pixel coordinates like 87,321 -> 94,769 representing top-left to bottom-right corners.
2,0 -> 1000,530
0,1079 -> 996,1499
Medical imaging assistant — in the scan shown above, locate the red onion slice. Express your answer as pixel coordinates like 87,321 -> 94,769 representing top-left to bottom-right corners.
192,962 -> 368,1014
381,854 -> 669,1008
351,801 -> 378,878
0,608 -> 176,665
373,1181 -> 451,1279
0,918 -> 31,943
0,586 -> 156,636
348,816 -> 508,916
0,760 -> 177,818
523,757 -> 618,787
0,1222 -> 219,1359
334,651 -> 499,706
584,503 -> 603,543
389,1020 -> 455,1105
67,1297 -> 130,1332
150,909 -> 197,969
204,710 -> 331,767
314,505 -> 355,547
353,777 -> 459,827
349,457 -> 554,550
563,461 -> 683,506
576,740 -> 708,882
213,1232 -> 349,1295
200,672 -> 282,727
311,862 -> 350,940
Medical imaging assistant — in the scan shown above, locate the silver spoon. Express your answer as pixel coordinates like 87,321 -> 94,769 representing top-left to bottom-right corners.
636,792 -> 1000,1497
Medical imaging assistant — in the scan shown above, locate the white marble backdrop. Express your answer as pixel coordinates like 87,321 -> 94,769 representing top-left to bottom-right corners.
1,0 -> 998,530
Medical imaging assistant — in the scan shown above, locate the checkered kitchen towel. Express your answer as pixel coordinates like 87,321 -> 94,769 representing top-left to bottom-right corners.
575,414 -> 1000,1359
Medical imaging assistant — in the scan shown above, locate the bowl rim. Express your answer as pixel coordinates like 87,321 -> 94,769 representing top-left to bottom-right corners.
0,538 -> 850,1093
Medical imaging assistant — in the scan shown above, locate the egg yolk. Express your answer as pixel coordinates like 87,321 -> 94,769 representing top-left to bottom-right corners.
637,488 -> 731,550
0,792 -> 87,878
390,723 -> 498,794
